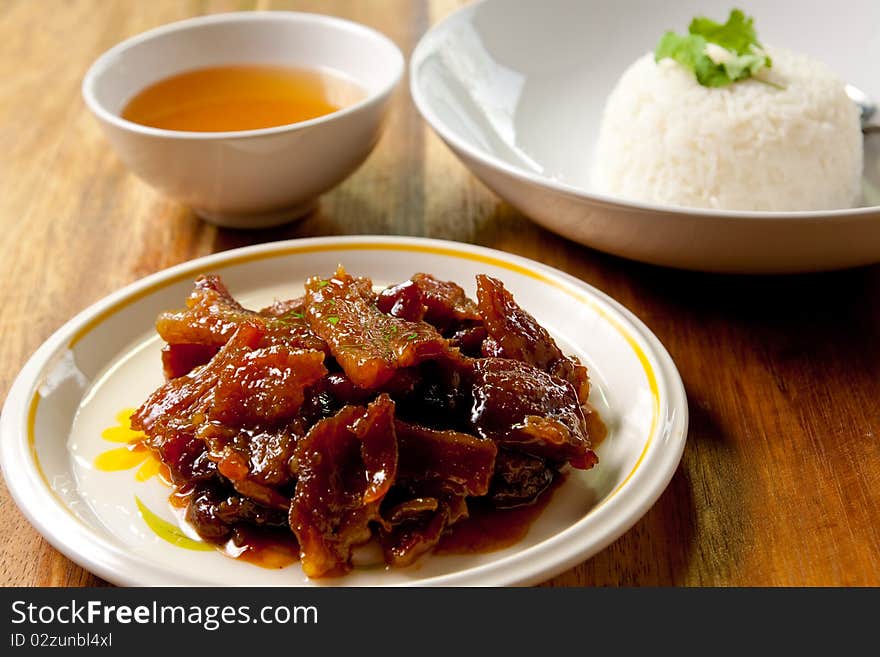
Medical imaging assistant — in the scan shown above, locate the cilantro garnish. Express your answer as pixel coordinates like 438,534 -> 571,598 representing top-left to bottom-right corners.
327,316 -> 339,325
654,9 -> 777,88
406,333 -> 418,341
276,309 -> 304,325
380,325 -> 399,342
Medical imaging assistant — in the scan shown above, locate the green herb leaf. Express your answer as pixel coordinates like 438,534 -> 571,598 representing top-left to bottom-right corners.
656,31 -> 709,75
318,280 -> 330,288
654,9 -> 774,88
721,52 -> 768,81
688,9 -> 759,56
276,309 -> 305,326
406,333 -> 418,341
327,316 -> 339,325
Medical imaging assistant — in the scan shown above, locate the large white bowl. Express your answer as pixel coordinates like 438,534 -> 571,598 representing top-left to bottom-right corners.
411,0 -> 880,273
83,12 -> 403,229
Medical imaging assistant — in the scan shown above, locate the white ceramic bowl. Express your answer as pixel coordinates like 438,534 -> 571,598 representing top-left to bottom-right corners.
411,0 -> 880,273
83,12 -> 403,228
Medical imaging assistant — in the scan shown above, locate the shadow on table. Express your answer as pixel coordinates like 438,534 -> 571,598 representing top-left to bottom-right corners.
209,190 -> 417,254
542,389 -> 742,586
626,259 -> 880,322
602,255 -> 880,391
208,193 -> 555,255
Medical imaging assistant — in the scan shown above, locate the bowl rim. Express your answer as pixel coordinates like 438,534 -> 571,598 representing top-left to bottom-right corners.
82,10 -> 405,141
410,0 -> 879,223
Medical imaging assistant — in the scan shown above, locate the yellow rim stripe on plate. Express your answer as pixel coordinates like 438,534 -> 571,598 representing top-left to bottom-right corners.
27,242 -> 660,529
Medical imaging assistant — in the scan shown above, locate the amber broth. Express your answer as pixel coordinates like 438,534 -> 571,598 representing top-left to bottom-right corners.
121,65 -> 365,132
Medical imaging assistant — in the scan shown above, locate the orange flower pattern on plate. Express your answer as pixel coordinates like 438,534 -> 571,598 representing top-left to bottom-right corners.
94,408 -> 166,482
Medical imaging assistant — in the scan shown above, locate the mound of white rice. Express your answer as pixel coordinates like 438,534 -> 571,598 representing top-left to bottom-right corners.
591,47 -> 863,211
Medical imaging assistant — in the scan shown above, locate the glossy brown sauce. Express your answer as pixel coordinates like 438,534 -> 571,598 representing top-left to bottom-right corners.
587,407 -> 608,448
436,475 -> 563,555
224,526 -> 300,569
121,64 -> 364,132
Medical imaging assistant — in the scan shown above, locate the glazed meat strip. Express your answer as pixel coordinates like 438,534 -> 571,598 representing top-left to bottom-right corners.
133,324 -> 264,456
259,295 -> 306,319
185,481 -> 289,543
197,423 -> 302,513
289,396 -> 398,577
132,322 -> 327,496
354,395 -> 399,505
376,420 -> 494,565
205,427 -> 298,490
135,322 -> 326,433
412,273 -> 481,330
209,342 -> 326,427
157,275 -> 326,379
475,274 -> 590,403
156,275 -> 254,348
378,273 -> 481,332
379,495 -> 468,568
470,358 -> 598,470
304,266 -> 448,389
488,450 -> 555,508
132,335 -> 251,485
395,420 -> 497,498
161,343 -> 221,381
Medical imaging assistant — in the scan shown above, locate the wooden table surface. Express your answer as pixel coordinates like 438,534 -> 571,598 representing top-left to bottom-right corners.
2,0 -> 879,587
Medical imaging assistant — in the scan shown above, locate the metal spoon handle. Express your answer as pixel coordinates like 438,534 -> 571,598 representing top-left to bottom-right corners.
845,84 -> 878,134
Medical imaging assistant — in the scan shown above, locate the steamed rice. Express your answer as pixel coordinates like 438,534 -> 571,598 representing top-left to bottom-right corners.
591,47 -> 863,211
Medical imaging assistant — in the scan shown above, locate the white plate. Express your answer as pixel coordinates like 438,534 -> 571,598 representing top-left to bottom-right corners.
411,0 -> 880,273
0,236 -> 687,586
